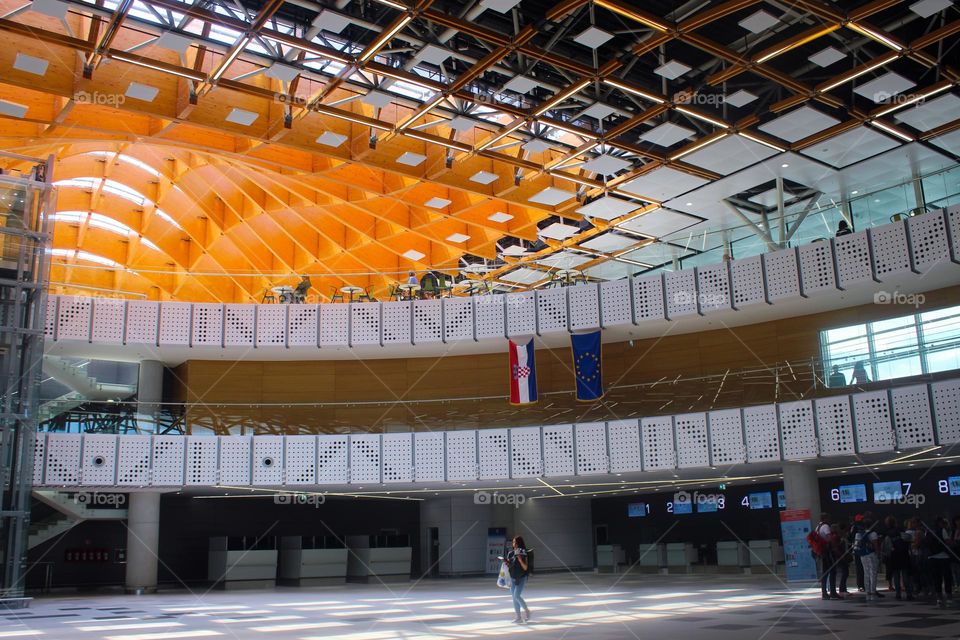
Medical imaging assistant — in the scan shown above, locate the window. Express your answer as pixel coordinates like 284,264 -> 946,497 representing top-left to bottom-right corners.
820,305 -> 960,386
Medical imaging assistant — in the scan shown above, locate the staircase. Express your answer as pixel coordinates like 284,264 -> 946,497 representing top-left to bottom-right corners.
39,356 -> 137,422
29,490 -> 128,549
38,391 -> 87,423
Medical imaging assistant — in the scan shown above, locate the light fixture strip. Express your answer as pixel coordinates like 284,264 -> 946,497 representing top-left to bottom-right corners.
737,132 -> 786,153
872,83 -> 952,117
847,21 -> 904,51
869,119 -> 914,142
818,55 -> 894,92
533,79 -> 590,117
360,14 -> 413,62
109,53 -> 204,80
593,0 -> 670,32
670,133 -> 727,160
397,93 -> 446,131
314,106 -> 392,130
405,131 -> 471,151
209,40 -> 246,82
675,105 -> 729,129
476,119 -> 525,151
603,78 -> 666,104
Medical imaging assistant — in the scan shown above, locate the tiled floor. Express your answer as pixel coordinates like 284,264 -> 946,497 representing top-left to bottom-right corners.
3,573 -> 960,640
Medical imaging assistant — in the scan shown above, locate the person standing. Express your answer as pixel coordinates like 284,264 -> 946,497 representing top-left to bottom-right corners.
852,361 -> 871,385
835,522 -> 851,597
857,516 -> 883,602
816,513 -> 840,599
887,519 -> 912,600
850,514 -> 866,592
506,536 -> 531,624
927,517 -> 954,608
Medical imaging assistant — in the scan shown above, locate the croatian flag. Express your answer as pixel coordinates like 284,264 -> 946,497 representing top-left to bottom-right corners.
508,338 -> 538,405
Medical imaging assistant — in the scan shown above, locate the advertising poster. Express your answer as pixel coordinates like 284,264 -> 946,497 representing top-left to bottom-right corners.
780,508 -> 817,582
486,527 -> 507,574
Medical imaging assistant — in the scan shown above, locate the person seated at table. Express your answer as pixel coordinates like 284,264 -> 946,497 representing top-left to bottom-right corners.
407,271 -> 418,286
420,272 -> 439,299
294,275 -> 311,303
836,220 -> 852,236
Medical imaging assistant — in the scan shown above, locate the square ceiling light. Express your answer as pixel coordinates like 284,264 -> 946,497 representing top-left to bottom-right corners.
13,53 -> 48,76
739,10 -> 779,33
574,26 -> 614,48
447,116 -> 474,132
522,138 -> 552,153
417,44 -> 452,66
801,125 -> 898,167
470,171 -> 498,184
225,108 -> 258,126
529,187 -> 574,206
582,103 -> 617,120
31,0 -> 67,18
622,242 -> 691,265
316,131 -> 347,147
619,166 -> 708,201
725,90 -> 757,108
402,249 -> 425,261
501,244 -> 528,256
501,267 -> 546,285
0,100 -> 28,119
481,0 -> 521,13
584,261 -> 635,281
125,82 -> 159,102
682,135 -> 778,175
313,9 -> 351,33
759,105 -> 840,142
488,211 -> 513,223
581,232 -> 637,253
809,46 -> 846,67
581,155 -> 631,176
639,122 -> 695,147
361,91 -> 393,109
576,195 -> 642,221
503,76 -> 539,95
536,250 -> 592,269
853,71 -> 915,103
894,93 -> 960,131
397,152 -> 426,166
155,31 -> 193,55
446,233 -> 470,243
930,128 -> 960,156
910,0 -> 952,17
654,60 -> 691,80
538,222 -> 580,240
265,63 -> 300,82
425,197 -> 451,209
616,208 -> 702,238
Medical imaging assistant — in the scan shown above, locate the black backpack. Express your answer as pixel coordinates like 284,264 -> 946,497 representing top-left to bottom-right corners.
525,548 -> 534,576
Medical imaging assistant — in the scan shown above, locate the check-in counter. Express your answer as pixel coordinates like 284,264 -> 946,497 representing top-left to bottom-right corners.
596,544 -> 625,573
717,540 -> 750,571
638,543 -> 665,571
347,547 -> 412,582
208,537 -> 278,589
279,536 -> 348,585
665,543 -> 697,572
748,540 -> 784,569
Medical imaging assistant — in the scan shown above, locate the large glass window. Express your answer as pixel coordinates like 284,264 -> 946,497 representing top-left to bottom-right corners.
820,305 -> 960,387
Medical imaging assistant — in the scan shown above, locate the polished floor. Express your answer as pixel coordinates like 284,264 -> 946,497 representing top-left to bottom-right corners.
3,573 -> 960,640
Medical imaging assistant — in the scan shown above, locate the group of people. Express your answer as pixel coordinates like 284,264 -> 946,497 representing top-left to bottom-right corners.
813,511 -> 960,606
828,361 -> 872,387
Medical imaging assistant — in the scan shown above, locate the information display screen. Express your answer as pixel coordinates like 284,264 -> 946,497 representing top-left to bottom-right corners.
697,498 -> 718,513
873,481 -> 903,503
839,484 -> 867,503
628,503 -> 648,518
777,490 -> 786,508
749,492 -> 772,510
673,500 -> 693,514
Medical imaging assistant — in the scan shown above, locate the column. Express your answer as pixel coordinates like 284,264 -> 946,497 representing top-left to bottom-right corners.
137,360 -> 163,415
125,492 -> 161,593
782,461 -> 822,519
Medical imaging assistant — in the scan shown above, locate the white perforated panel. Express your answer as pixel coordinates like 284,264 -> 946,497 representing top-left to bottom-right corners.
151,436 -> 185,486
853,390 -> 895,453
382,302 -> 412,344
33,433 -> 46,485
947,206 -> 960,263
814,396 -> 855,457
252,436 -> 283,485
474,296 -> 505,339
319,304 -> 350,346
158,302 -> 191,346
255,305 -> 287,347
45,434 -> 82,485
56,296 -> 91,341
763,248 -> 802,302
891,385 -> 935,449
288,306 -> 318,346
664,269 -> 698,318
125,301 -> 159,345
599,279 -> 632,328
510,426 -> 543,478
708,409 -> 745,466
478,429 -> 510,479
607,420 -> 642,473
777,400 -> 818,460
219,437 -> 251,485
695,263 -> 731,313
641,416 -> 676,470
443,297 -> 474,342
536,288 -> 568,335
44,296 -> 57,340
382,433 -> 413,483
191,304 -> 223,347
743,405 -> 781,462
932,379 -> 960,444
223,305 -> 255,346
574,422 -> 608,475
568,284 -> 600,331
349,434 -> 381,483
350,303 -> 381,346
446,430 -> 478,481
908,212 -> 950,274
116,435 -> 151,486
80,434 -> 117,485
674,413 -> 709,468
185,436 -> 218,485
632,274 -> 665,321
90,298 -> 125,344
798,242 -> 836,295
317,435 -> 349,484
731,255 -> 766,309
284,436 -> 317,485
834,231 -> 875,289
506,292 -> 537,338
870,222 -> 912,279
542,424 -> 574,477
413,299 -> 443,344
414,431 -> 445,482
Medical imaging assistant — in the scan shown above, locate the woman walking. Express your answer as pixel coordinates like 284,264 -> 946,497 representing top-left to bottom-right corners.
506,536 -> 531,624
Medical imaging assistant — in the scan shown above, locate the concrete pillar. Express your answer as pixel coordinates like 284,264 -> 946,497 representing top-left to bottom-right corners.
125,492 -> 161,593
782,462 -> 822,520
137,360 -> 163,414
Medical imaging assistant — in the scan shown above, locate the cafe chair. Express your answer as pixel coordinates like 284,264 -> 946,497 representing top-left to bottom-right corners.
261,289 -> 277,304
330,287 -> 345,303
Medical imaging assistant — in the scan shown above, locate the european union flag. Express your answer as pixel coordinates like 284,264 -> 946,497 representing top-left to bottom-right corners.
571,330 -> 603,401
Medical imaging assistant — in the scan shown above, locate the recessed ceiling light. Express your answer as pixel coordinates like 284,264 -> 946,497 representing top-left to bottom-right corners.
396,152 -> 426,166
225,108 -> 258,126
316,131 -> 347,147
488,212 -> 513,223
851,190 -> 859,195
445,233 -> 469,243
654,60 -> 691,80
125,82 -> 159,102
470,170 -> 498,184
685,202 -> 693,206
529,187 -> 574,206
781,163 -> 789,168
424,197 -> 451,209
13,53 -> 48,76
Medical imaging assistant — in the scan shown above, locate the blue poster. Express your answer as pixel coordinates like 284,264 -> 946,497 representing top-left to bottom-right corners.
780,509 -> 817,582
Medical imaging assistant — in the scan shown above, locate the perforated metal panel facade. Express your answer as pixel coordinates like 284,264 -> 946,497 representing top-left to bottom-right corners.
284,436 -> 317,485
568,284 -> 601,331
413,299 -> 443,344
607,420 -> 642,473
574,422 -> 608,475
730,255 -> 766,309
674,413 -> 709,468
191,304 -> 223,347
506,291 -> 537,338
664,269 -> 698,318
33,434 -> 46,485
185,436 -> 218,485
223,304 -> 255,347
478,429 -> 510,479
56,296 -> 92,341
151,436 -> 185,486
743,405 -> 781,462
708,409 -> 745,466
382,302 -> 412,345
695,263 -> 731,313
288,306 -> 318,346
219,436 -> 252,485
442,297 -> 474,342
641,416 -> 676,470
798,242 -> 836,295
777,400 -> 818,460
317,435 -> 349,484
947,206 -> 960,263
116,435 -> 151,486
249,437 -> 282,485
446,430 -> 478,481
510,427 -> 543,478
255,305 -> 287,347
763,248 -> 802,302
319,304 -> 350,347
382,433 -> 413,483
536,288 -> 568,335
852,391 -> 896,453
44,296 -> 57,339
870,223 -> 912,279
125,300 -> 159,345
90,298 -> 125,344
907,211 -> 950,273
350,303 -> 381,346
632,274 -> 665,321
834,231 -> 875,289
932,379 -> 960,444
80,434 -> 117,485
814,396 -> 855,457
542,424 -> 575,477
890,385 -> 935,449
349,434 -> 381,483
599,279 -> 632,327
414,432 -> 445,482
45,435 -> 82,485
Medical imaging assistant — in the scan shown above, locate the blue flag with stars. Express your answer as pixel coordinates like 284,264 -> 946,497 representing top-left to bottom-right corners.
571,330 -> 603,402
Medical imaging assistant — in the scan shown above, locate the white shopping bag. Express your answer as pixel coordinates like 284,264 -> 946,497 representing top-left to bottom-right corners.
496,562 -> 510,589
